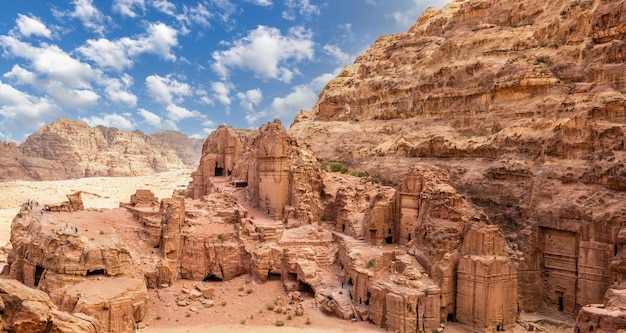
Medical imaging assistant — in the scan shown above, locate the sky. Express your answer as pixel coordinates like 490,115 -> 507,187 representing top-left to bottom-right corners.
0,0 -> 450,141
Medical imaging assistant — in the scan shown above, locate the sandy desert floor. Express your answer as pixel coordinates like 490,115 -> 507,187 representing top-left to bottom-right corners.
0,170 -> 193,247
0,171 -> 574,333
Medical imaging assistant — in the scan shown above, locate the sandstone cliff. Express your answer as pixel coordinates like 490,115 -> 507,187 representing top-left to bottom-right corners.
290,0 -> 626,327
0,118 -> 202,181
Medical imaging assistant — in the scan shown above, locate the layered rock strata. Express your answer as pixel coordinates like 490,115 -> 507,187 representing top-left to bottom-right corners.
0,277 -> 99,333
289,0 -> 626,329
0,118 -> 201,181
5,119 -> 521,333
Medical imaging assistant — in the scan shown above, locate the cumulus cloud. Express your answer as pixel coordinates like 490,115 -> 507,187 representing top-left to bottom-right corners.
137,108 -> 177,129
211,81 -> 232,108
102,74 -> 137,106
1,36 -> 98,89
78,22 -> 178,71
82,112 -> 135,129
145,74 -> 192,104
211,25 -> 314,82
245,70 -> 336,125
0,35 -> 138,109
0,80 -> 60,128
113,0 -> 146,18
56,0 -> 110,35
323,44 -> 351,64
165,103 -> 201,122
282,0 -> 320,21
15,14 -> 52,39
237,88 -> 263,111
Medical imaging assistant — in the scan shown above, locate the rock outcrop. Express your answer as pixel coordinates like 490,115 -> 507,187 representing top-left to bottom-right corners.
189,120 -> 323,226
290,0 -> 626,329
0,277 -> 99,333
0,118 -> 202,181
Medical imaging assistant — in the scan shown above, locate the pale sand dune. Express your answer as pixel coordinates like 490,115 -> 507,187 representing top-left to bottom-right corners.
0,170 -> 193,246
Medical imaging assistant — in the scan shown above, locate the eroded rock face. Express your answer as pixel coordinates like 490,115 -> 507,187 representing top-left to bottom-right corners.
6,205 -> 148,332
0,118 -> 201,181
290,0 -> 626,325
0,277 -> 99,333
188,120 -> 323,226
4,117 -> 524,333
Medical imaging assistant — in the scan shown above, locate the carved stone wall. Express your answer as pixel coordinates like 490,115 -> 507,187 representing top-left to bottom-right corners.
456,225 -> 518,330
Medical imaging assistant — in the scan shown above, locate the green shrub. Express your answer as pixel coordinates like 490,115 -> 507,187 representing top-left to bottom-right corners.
274,320 -> 284,327
329,162 -> 349,174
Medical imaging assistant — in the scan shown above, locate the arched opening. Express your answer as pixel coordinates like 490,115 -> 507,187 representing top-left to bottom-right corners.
297,281 -> 315,297
342,224 -> 345,233
385,235 -> 393,244
558,295 -> 564,312
407,233 -> 411,242
34,265 -> 45,287
267,272 -> 281,281
204,274 -> 223,282
365,292 -> 370,306
86,269 -> 105,276
447,313 -> 456,322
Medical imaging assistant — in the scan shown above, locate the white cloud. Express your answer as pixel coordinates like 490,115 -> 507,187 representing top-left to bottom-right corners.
191,122 -> 218,139
15,14 -> 52,39
282,0 -> 320,21
178,3 -> 212,27
323,44 -> 351,64
245,70 -> 336,125
245,0 -> 273,6
137,108 -> 178,130
102,74 -> 137,106
137,108 -> 162,127
151,0 -> 176,15
44,82 -> 100,109
211,25 -> 314,82
0,80 -> 60,127
113,0 -> 146,17
165,103 -> 201,121
211,81 -> 232,107
145,74 -> 192,104
237,88 -> 263,111
82,113 -> 135,129
78,22 -> 178,71
0,36 -> 138,109
1,36 -> 98,89
59,0 -> 110,35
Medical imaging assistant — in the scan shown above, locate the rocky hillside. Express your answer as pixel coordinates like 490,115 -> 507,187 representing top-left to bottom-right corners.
0,118 -> 203,181
291,0 -> 626,320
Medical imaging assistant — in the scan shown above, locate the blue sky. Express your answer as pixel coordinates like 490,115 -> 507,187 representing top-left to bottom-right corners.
0,0 -> 450,141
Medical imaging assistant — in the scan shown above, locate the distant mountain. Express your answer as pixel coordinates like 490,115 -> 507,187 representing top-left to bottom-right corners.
149,130 -> 204,168
0,118 -> 203,181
